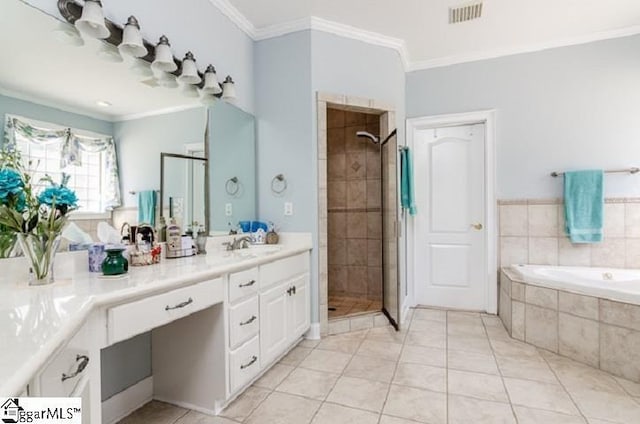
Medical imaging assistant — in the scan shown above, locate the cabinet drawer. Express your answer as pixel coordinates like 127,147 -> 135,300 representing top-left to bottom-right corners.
229,296 -> 259,349
108,278 -> 223,344
40,347 -> 90,397
229,336 -> 260,393
260,253 -> 310,289
229,267 -> 259,303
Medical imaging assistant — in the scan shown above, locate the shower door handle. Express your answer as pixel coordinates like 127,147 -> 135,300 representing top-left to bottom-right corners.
471,223 -> 483,230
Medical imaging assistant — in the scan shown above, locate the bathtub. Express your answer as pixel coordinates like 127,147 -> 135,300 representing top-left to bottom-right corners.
499,264 -> 640,383
509,264 -> 640,306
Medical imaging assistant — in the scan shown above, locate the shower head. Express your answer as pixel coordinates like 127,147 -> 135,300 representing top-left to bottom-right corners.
356,131 -> 380,144
356,128 -> 398,147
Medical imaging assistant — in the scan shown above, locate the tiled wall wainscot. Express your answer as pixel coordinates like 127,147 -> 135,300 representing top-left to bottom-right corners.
499,198 -> 640,269
499,268 -> 640,383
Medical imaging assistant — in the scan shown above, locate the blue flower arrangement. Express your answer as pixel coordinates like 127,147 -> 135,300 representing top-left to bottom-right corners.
0,146 -> 79,281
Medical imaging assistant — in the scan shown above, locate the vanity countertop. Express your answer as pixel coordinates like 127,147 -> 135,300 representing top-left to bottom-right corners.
0,234 -> 312,396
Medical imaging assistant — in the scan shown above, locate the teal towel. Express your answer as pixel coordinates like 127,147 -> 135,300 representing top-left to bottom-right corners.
137,190 -> 157,227
564,170 -> 604,243
400,148 -> 417,216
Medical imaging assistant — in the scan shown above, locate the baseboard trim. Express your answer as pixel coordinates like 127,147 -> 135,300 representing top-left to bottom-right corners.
305,323 -> 321,340
102,376 -> 153,424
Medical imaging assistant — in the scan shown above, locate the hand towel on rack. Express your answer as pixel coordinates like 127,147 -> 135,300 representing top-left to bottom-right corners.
564,170 -> 604,243
400,148 -> 417,216
137,190 -> 157,227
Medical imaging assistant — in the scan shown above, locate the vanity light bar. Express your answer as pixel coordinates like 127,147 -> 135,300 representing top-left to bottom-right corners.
56,0 -> 232,98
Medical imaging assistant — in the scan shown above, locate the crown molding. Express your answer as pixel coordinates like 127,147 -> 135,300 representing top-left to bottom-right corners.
309,17 -> 410,69
206,0 -> 256,39
253,15 -> 411,69
407,24 -> 640,72
253,16 -> 312,40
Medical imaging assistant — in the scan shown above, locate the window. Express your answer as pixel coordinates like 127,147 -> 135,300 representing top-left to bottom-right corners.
4,115 -> 121,216
15,133 -> 108,213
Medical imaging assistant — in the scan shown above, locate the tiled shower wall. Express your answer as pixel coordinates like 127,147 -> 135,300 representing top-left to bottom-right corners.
327,108 -> 382,301
499,198 -> 640,269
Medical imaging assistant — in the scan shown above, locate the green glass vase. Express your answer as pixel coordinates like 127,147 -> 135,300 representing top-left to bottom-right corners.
102,248 -> 129,276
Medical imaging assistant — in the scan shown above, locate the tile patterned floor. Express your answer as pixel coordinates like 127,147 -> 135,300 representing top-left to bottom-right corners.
119,308 -> 640,424
328,295 -> 381,319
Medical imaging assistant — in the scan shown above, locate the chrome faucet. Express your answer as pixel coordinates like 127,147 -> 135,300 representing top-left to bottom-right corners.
222,236 -> 251,251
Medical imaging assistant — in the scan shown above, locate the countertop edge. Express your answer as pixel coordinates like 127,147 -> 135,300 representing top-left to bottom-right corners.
1,244 -> 312,396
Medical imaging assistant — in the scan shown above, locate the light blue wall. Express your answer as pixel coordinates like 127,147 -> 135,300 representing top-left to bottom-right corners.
254,31 -> 314,231
100,333 -> 151,401
311,31 -> 406,142
255,30 -> 406,324
0,94 -> 113,141
113,107 -> 207,208
406,34 -> 640,199
23,0 -> 254,113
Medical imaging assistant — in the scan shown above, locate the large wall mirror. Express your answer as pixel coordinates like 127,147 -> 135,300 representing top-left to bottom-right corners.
0,0 -> 257,255
209,101 -> 257,234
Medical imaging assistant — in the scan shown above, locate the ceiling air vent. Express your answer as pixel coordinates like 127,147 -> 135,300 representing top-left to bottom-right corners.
449,2 -> 483,24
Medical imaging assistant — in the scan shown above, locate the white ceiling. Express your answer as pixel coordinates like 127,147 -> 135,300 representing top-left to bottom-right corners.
226,0 -> 640,69
0,0 -> 201,122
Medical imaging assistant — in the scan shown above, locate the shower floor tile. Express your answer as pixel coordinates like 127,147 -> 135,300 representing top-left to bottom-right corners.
328,295 -> 382,318
120,307 -> 640,423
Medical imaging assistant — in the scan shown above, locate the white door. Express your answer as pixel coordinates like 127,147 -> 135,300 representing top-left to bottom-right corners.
414,123 -> 487,310
259,282 -> 288,365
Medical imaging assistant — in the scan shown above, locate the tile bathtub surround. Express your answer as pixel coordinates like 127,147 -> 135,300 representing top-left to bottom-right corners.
327,108 -> 383,307
498,198 -> 640,268
120,308 -> 640,424
500,269 -> 640,382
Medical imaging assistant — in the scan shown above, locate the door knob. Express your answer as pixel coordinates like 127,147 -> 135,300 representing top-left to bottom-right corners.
471,223 -> 483,230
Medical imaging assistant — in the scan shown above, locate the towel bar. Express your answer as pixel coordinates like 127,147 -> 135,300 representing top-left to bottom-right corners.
551,167 -> 639,177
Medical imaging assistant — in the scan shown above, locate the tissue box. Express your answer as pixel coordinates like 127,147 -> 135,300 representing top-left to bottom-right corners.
88,243 -> 106,272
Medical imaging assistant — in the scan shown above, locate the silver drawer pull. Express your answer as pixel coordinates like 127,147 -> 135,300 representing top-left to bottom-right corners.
61,355 -> 89,382
240,315 -> 257,326
239,279 -> 256,288
165,297 -> 194,311
240,355 -> 258,370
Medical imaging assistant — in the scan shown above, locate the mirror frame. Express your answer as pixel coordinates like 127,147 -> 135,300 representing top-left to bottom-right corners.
160,152 -> 210,234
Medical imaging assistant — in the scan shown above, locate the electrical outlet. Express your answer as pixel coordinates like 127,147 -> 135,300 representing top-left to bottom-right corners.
225,203 -> 233,216
284,202 -> 293,216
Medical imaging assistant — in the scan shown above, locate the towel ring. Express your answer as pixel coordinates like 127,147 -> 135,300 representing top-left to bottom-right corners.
225,177 -> 240,196
271,174 -> 287,194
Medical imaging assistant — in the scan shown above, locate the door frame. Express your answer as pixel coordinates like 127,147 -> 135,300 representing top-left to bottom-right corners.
406,110 -> 497,314
316,92 -> 401,336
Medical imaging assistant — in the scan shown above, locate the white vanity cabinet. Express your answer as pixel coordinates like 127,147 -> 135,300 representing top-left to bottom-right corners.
226,252 -> 311,396
227,267 -> 262,393
31,321 -> 95,423
259,254 -> 310,367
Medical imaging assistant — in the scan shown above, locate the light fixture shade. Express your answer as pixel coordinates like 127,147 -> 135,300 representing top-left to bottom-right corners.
151,36 -> 177,72
75,0 -> 110,39
202,65 -> 222,95
222,75 -> 237,101
177,52 -> 201,85
118,16 -> 147,58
